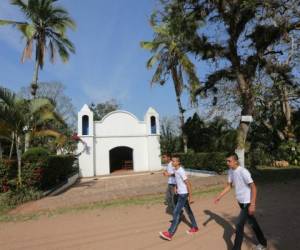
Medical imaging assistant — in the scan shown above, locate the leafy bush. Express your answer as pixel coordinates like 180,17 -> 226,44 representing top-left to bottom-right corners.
42,155 -> 77,189
22,147 -> 50,163
22,147 -> 50,189
276,141 -> 300,165
177,152 -> 227,174
247,147 -> 274,167
22,147 -> 77,190
0,160 -> 17,193
0,187 -> 42,206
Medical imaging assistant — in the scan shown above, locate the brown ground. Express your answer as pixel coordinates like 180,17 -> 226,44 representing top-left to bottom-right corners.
0,172 -> 299,250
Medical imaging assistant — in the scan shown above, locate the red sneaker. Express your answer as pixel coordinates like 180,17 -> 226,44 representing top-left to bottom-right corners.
159,231 -> 172,241
187,227 -> 199,234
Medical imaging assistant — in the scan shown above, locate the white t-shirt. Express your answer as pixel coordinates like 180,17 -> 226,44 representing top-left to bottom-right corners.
166,162 -> 176,185
228,166 -> 254,204
175,166 -> 188,194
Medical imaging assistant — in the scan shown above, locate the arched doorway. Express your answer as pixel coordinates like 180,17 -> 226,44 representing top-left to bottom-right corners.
109,146 -> 133,173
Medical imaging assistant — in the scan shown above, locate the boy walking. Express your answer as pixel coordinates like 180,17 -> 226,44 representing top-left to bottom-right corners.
214,153 -> 267,250
162,154 -> 176,214
160,155 -> 198,241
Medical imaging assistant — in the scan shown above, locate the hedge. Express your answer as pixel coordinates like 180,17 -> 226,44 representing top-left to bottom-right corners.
41,155 -> 77,189
177,152 -> 227,174
1,147 -> 78,193
0,159 -> 17,192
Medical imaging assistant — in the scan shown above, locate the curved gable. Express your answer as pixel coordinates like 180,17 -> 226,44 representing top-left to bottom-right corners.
95,110 -> 146,136
100,110 -> 140,123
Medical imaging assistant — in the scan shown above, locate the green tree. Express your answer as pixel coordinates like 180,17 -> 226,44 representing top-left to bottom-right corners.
141,19 -> 201,153
0,0 -> 76,97
184,113 -> 236,152
160,116 -> 182,154
20,82 -> 77,127
155,0 -> 300,165
89,99 -> 120,121
0,87 -> 65,185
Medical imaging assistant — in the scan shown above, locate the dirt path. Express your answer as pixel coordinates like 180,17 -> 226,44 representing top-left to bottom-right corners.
11,171 -> 226,214
1,179 -> 299,250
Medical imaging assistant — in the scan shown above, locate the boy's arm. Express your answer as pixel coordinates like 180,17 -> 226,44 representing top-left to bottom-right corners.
184,179 -> 194,204
163,171 -> 175,177
248,182 -> 257,215
214,182 -> 232,204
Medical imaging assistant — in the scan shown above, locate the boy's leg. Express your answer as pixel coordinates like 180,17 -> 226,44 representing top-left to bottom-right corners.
165,185 -> 172,213
233,203 -> 248,250
248,215 -> 267,247
168,194 -> 188,235
165,185 -> 170,204
184,201 -> 198,228
170,185 -> 176,212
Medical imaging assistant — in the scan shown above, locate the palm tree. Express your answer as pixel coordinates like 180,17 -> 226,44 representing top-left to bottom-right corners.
0,87 -> 65,186
141,22 -> 200,153
0,0 -> 76,97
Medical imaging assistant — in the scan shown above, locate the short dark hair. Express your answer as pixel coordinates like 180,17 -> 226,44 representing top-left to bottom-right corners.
171,154 -> 181,161
162,153 -> 171,158
226,152 -> 239,161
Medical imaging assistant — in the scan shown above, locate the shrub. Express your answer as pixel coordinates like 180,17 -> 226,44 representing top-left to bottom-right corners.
41,155 -> 77,189
22,147 -> 50,189
177,152 -> 227,174
22,147 -> 50,163
0,159 -> 17,193
0,186 -> 42,206
276,141 -> 300,165
247,148 -> 274,167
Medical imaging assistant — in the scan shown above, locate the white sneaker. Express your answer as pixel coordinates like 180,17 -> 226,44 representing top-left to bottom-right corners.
254,244 -> 267,250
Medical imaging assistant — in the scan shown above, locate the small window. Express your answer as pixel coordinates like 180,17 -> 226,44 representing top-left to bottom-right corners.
150,116 -> 156,134
82,115 -> 89,135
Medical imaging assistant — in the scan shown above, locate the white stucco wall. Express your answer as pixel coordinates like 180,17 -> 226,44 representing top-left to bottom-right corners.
78,106 -> 161,177
78,136 -> 94,177
95,137 -> 149,175
95,111 -> 146,136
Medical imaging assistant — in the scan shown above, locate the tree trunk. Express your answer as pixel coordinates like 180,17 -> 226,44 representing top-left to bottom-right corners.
171,67 -> 188,153
9,132 -> 14,160
31,58 -> 40,98
24,132 -> 30,152
16,135 -> 22,186
0,141 -> 3,160
236,72 -> 254,167
176,94 -> 188,153
281,85 -> 293,140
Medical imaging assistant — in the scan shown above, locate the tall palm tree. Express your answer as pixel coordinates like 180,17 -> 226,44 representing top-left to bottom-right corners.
0,0 -> 76,97
141,23 -> 200,153
0,87 -> 65,186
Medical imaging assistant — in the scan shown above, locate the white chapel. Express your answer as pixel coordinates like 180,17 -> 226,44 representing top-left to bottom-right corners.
77,105 -> 162,177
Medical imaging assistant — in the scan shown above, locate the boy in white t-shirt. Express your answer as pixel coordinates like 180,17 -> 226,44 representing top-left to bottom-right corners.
214,153 -> 267,250
162,154 -> 176,214
160,155 -> 198,241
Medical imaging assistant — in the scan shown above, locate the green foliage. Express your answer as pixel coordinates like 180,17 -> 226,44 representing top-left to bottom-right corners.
160,116 -> 182,154
89,99 -> 120,121
178,152 -> 227,174
43,155 -> 77,189
22,147 -> 50,163
0,0 -> 76,67
20,147 -> 77,190
246,146 -> 274,167
276,141 -> 300,166
183,113 -> 237,152
0,159 -> 17,192
0,186 -> 42,207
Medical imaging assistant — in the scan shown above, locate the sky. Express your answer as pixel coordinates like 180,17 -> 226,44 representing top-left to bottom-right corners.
0,0 -> 206,121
